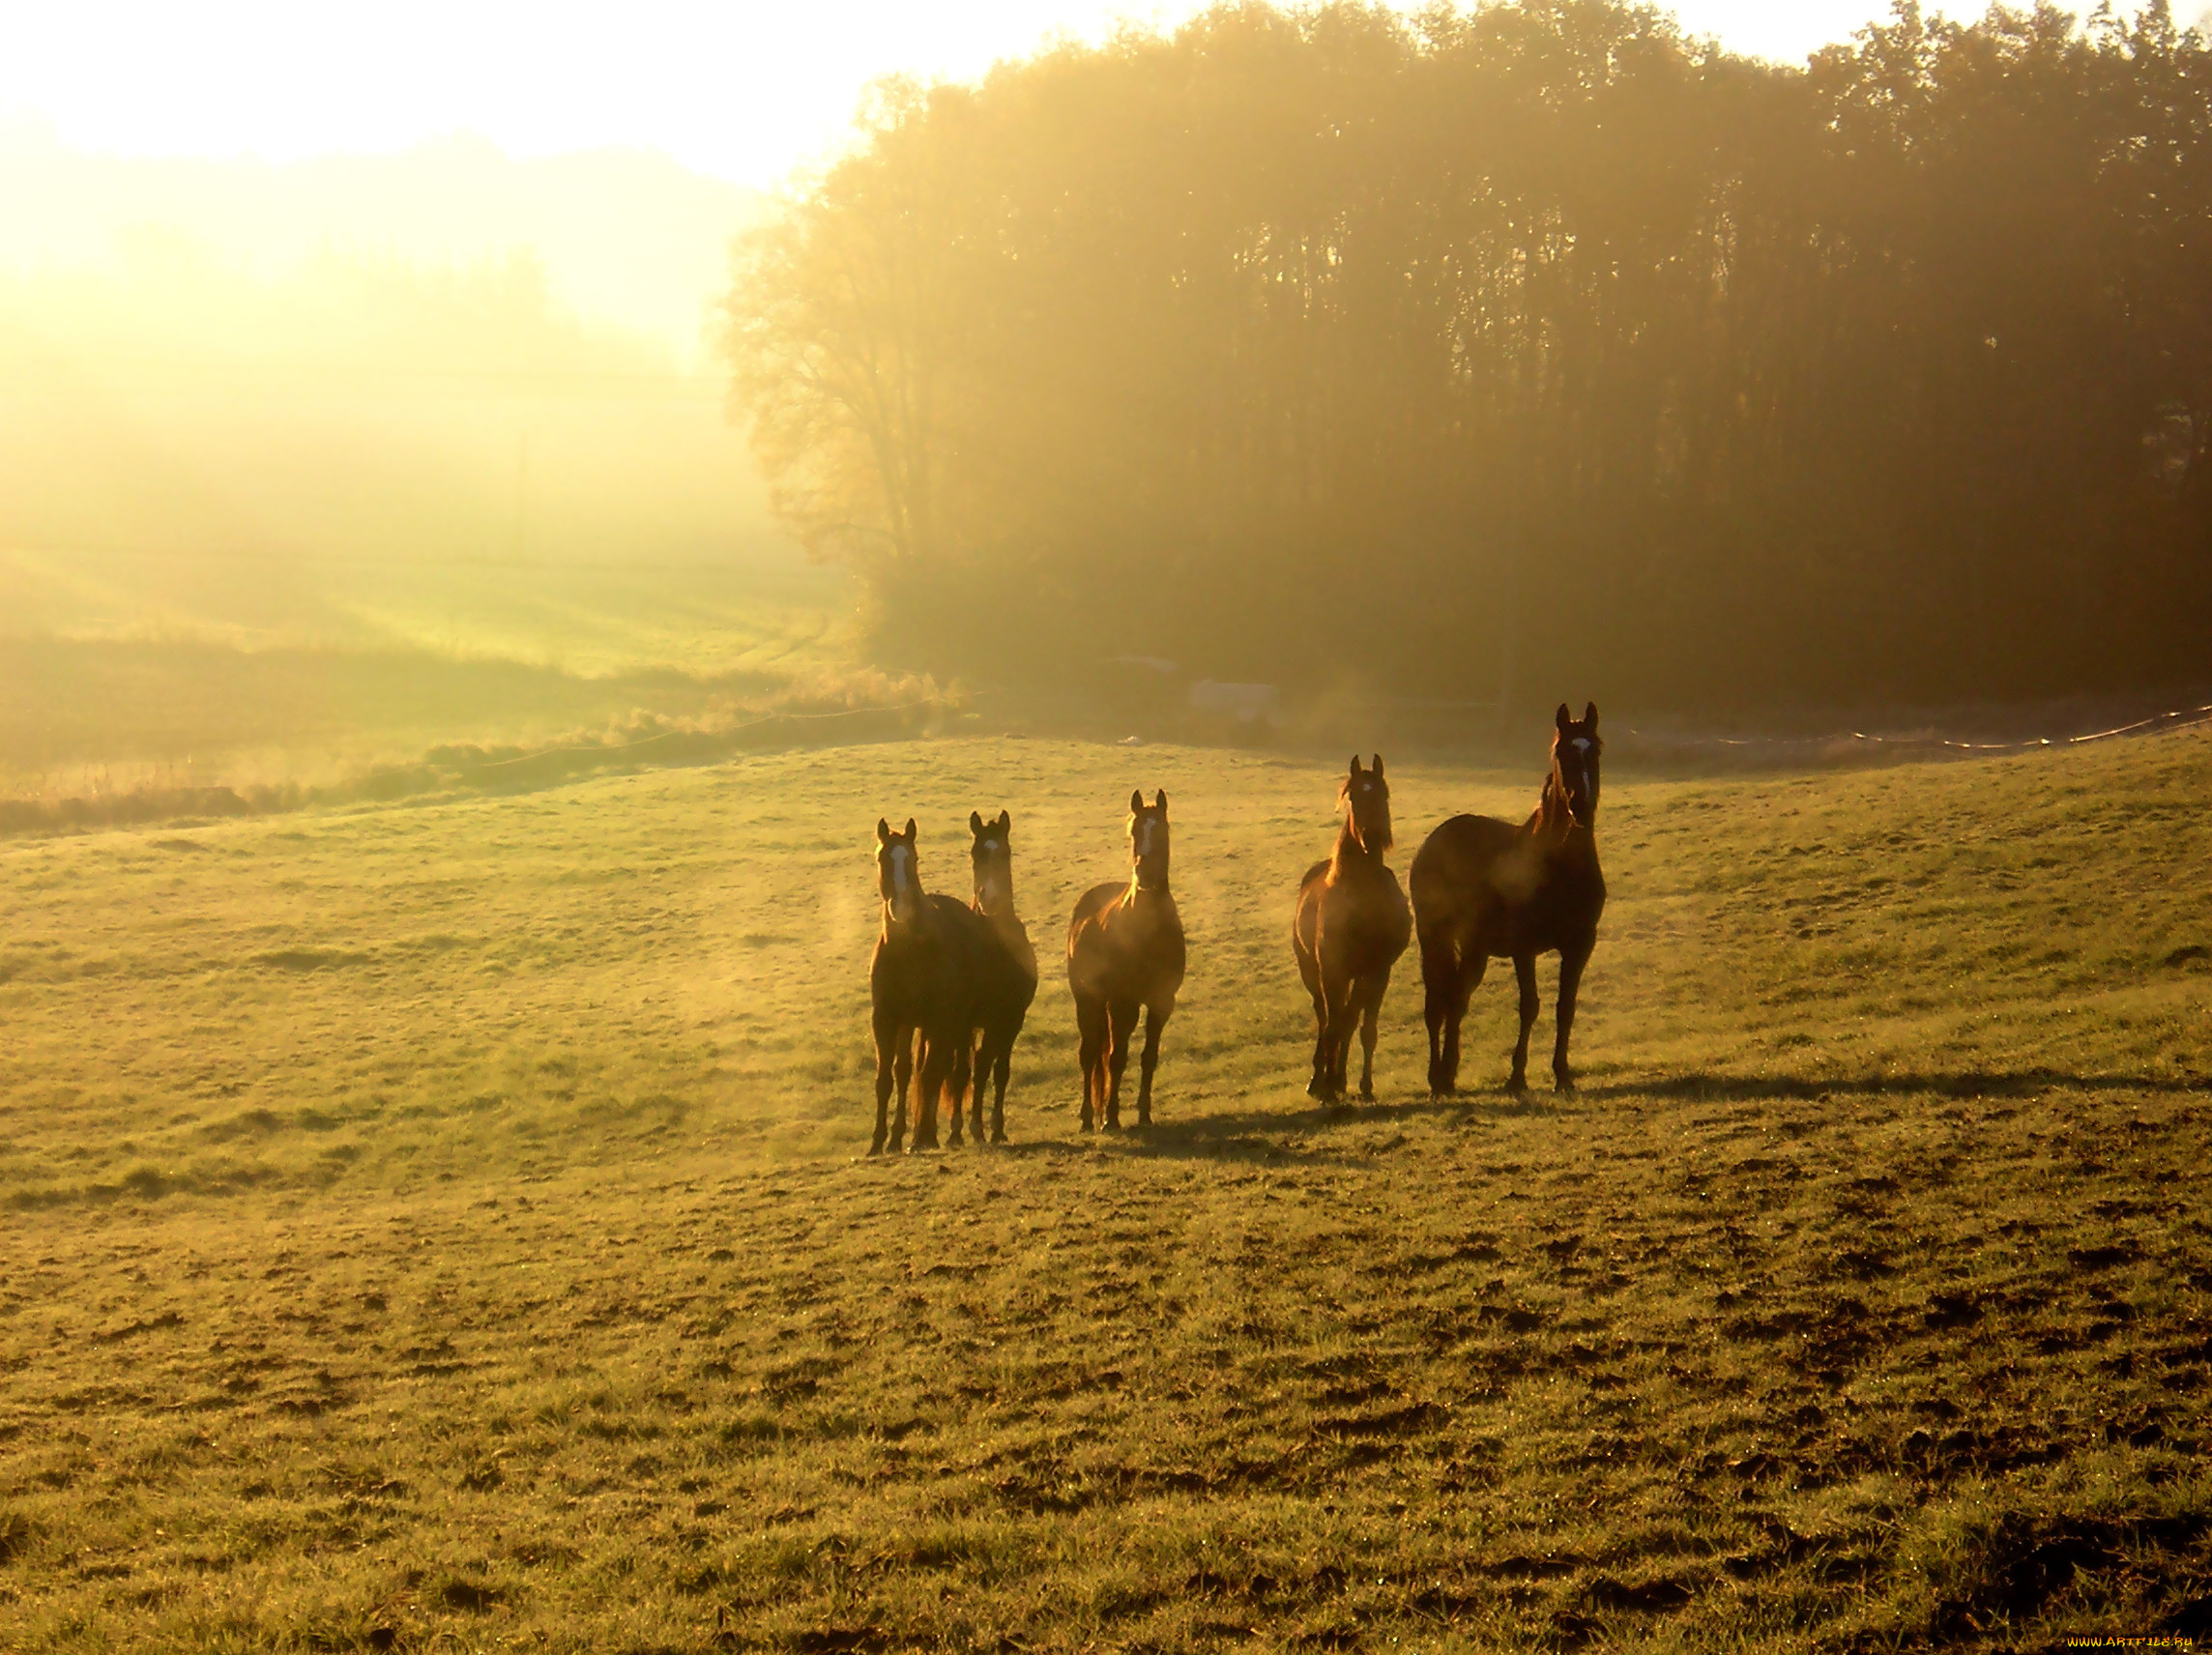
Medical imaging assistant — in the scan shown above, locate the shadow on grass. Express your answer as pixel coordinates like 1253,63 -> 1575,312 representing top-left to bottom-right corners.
995,1087 -> 1563,1165
1586,1067 -> 2212,1103
879,1063 -> 2206,1164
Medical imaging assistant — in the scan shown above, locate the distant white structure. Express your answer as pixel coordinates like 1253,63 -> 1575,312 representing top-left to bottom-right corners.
1189,681 -> 1281,725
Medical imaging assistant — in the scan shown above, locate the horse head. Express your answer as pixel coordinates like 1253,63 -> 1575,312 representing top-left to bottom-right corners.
875,816 -> 922,925
1127,789 -> 1171,891
1551,703 -> 1603,828
1340,754 -> 1394,856
970,808 -> 1015,915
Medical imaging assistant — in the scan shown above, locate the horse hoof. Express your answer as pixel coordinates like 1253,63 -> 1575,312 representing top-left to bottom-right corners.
1305,1077 -> 1326,1099
1505,1075 -> 1528,1096
868,1140 -> 885,1156
992,1130 -> 1007,1145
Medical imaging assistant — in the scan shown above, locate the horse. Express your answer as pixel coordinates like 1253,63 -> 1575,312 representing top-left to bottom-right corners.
962,808 -> 1038,1145
868,818 -> 990,1154
1066,790 -> 1185,1131
1293,755 -> 1412,1102
1410,703 -> 1606,1096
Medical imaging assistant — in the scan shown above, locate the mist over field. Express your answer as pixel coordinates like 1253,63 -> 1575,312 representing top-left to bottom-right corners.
0,131 -> 849,799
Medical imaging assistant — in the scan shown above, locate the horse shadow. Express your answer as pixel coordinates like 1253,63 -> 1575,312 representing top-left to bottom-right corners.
990,1087 -> 1552,1165
1583,1067 -> 2212,1102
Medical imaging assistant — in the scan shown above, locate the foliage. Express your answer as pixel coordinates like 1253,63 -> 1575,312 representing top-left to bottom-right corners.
724,0 -> 2212,709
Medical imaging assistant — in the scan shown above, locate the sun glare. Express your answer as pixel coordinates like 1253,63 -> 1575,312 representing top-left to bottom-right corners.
2,0 -> 1966,185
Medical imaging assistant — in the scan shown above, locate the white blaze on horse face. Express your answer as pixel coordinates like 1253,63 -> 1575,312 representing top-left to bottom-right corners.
886,843 -> 918,919
975,839 -> 1004,908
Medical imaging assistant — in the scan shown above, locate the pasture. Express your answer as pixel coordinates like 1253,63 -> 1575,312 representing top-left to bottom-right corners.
0,546 -> 853,799
3,729 -> 2210,1650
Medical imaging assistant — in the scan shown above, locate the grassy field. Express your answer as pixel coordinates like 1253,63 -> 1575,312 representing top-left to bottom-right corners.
4,728 -> 2211,1650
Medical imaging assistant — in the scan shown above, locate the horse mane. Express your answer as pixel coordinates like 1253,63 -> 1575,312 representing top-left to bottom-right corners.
1534,760 -> 1576,838
1328,815 -> 1386,878
1330,772 -> 1392,878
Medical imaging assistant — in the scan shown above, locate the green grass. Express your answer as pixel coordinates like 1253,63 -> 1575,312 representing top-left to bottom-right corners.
3,731 -> 2210,1650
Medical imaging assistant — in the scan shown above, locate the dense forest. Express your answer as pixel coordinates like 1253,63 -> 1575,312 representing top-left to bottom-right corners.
724,0 -> 2212,711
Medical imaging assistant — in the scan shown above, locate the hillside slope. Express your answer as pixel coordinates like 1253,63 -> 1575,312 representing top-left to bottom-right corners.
2,734 -> 2208,1649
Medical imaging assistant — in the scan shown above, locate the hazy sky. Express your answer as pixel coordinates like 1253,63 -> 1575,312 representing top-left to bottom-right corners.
0,2 -> 1985,186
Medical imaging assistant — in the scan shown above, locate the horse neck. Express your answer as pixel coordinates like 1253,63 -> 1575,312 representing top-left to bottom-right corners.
880,891 -> 930,944
1328,821 -> 1383,880
975,875 -> 1021,932
1531,771 -> 1591,847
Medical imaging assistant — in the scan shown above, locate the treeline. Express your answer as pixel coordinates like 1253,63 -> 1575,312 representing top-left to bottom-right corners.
724,1 -> 2212,711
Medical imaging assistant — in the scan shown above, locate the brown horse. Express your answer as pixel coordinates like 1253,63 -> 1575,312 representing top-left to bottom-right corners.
961,808 -> 1038,1145
868,818 -> 988,1154
1067,790 -> 1185,1131
1293,755 -> 1412,1102
1410,704 -> 1606,1095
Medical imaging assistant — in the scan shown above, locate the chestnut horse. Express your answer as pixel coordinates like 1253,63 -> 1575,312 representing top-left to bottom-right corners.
962,808 -> 1038,1145
1067,790 -> 1185,1131
1293,755 -> 1412,1102
869,818 -> 988,1154
1410,704 -> 1606,1095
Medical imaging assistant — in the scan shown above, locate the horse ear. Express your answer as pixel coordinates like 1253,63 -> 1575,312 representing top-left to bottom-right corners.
902,817 -> 917,840
1154,790 -> 1168,816
1129,789 -> 1145,814
1584,702 -> 1599,730
998,809 -> 1012,833
1372,754 -> 1385,777
1556,703 -> 1572,731
970,810 -> 984,835
1349,754 -> 1362,774
876,818 -> 891,845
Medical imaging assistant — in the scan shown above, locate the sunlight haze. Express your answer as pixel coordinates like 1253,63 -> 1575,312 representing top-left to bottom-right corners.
5,1 -> 1976,186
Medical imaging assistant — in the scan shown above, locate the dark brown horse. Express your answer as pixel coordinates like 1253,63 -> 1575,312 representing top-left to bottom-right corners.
961,808 -> 1038,1145
1410,704 -> 1606,1095
868,818 -> 988,1153
1293,755 -> 1413,1102
1067,790 -> 1185,1131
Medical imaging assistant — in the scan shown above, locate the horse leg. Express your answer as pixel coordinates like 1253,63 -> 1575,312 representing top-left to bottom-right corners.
1305,973 -> 1332,1099
990,1035 -> 1011,1145
945,1032 -> 969,1147
890,1025 -> 915,1153
1420,934 -> 1454,1097
1554,943 -> 1590,1092
973,1030 -> 992,1142
1136,1001 -> 1170,1127
1105,1000 -> 1138,1131
912,1033 -> 945,1151
1443,950 -> 1485,1097
1322,961 -> 1358,1104
1508,953 -> 1539,1093
1357,970 -> 1387,1102
1075,994 -> 1105,1132
871,1011 -> 897,1155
